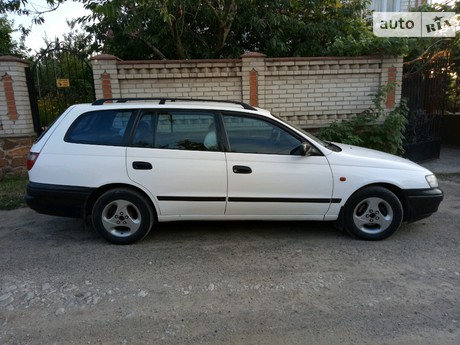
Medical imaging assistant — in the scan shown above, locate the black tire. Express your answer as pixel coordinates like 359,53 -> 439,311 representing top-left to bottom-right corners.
92,188 -> 154,244
344,186 -> 403,241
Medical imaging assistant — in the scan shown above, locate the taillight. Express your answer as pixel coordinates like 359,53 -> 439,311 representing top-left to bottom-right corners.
27,152 -> 40,171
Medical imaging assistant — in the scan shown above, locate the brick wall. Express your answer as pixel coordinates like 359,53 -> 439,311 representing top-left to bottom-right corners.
91,53 -> 403,128
262,57 -> 400,126
0,53 -> 403,176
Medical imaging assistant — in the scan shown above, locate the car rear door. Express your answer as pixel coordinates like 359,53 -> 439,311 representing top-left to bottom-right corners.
126,110 -> 227,216
223,113 -> 335,218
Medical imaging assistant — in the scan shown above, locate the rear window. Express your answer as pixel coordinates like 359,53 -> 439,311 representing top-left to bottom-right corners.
130,111 -> 218,151
155,111 -> 217,151
65,110 -> 135,146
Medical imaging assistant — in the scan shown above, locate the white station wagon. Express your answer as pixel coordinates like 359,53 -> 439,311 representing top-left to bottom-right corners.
26,98 -> 443,244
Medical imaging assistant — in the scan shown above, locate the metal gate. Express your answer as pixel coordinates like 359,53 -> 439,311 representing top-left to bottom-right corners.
401,50 -> 449,162
27,43 -> 95,134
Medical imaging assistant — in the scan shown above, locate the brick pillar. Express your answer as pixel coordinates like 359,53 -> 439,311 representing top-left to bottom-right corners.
386,66 -> 397,109
381,56 -> 403,110
249,69 -> 259,106
0,56 -> 36,176
90,54 -> 122,99
241,52 -> 266,107
1,73 -> 19,121
101,72 -> 113,99
0,56 -> 35,135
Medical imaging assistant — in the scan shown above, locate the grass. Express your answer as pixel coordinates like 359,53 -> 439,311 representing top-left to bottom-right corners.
0,175 -> 28,210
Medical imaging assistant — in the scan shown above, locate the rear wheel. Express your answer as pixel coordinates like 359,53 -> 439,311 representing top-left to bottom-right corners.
92,188 -> 154,244
344,186 -> 403,240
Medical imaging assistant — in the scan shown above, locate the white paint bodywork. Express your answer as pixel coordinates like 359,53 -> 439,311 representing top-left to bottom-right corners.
28,102 -> 435,223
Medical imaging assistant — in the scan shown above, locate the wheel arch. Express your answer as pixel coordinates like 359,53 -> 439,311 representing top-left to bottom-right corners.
369,183 -> 408,221
84,183 -> 158,223
336,182 -> 409,230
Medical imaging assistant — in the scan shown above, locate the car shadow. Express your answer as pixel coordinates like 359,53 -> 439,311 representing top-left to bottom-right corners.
143,220 -> 345,244
1,208 -> 347,246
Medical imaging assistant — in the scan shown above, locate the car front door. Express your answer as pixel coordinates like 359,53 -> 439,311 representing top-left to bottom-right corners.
126,110 -> 227,216
223,113 -> 334,218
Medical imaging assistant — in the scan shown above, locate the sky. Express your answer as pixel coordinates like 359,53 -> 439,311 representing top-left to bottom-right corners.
9,0 -> 91,54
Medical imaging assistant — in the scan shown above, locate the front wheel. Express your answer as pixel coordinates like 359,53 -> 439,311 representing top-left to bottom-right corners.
344,186 -> 403,240
92,188 -> 154,244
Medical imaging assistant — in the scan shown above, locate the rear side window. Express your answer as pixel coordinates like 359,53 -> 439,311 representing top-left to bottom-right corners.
154,111 -> 218,151
65,110 -> 135,146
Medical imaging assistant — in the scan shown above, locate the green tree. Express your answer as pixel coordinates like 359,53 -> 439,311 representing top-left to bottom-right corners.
404,2 -> 460,113
1,0 -> 66,36
0,16 -> 28,56
234,0 -> 407,57
405,2 -> 459,62
76,0 -> 239,59
76,0 -> 408,59
2,0 -> 409,59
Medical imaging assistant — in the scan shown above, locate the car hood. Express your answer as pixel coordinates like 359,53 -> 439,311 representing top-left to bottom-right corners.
326,143 -> 431,173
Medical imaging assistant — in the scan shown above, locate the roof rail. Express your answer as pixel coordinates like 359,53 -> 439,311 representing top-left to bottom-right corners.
91,97 -> 257,111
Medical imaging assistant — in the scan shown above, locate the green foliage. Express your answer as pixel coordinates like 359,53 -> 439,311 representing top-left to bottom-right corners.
238,0 -> 408,58
76,0 -> 241,59
3,0 -> 410,59
1,0 -> 66,36
318,85 -> 409,155
74,0 -> 408,59
405,2 -> 459,64
0,15 -> 28,57
404,2 -> 460,113
327,34 -> 408,57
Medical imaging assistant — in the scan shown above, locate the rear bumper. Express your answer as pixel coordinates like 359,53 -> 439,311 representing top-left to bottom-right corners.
403,188 -> 444,223
25,182 -> 94,218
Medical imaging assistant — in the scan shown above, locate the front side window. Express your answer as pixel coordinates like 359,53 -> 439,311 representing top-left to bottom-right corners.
154,111 -> 218,151
65,110 -> 134,146
223,114 -> 302,155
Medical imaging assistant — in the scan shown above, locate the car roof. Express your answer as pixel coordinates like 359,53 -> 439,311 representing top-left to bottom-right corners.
92,97 -> 256,109
72,98 -> 274,117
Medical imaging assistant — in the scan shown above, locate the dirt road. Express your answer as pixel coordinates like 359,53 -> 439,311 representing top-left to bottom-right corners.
1,176 -> 459,344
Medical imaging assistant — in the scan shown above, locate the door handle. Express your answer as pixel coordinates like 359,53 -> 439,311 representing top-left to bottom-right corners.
132,161 -> 152,170
233,165 -> 252,174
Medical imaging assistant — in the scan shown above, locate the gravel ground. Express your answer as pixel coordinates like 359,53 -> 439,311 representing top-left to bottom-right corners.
0,175 -> 459,345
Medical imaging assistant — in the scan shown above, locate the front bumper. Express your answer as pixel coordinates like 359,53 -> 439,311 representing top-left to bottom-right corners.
403,188 -> 444,223
25,182 -> 94,218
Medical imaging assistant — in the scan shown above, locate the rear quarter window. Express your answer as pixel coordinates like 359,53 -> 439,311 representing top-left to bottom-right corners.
65,110 -> 135,146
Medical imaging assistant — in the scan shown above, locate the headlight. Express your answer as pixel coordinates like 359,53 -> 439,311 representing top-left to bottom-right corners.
425,174 -> 439,188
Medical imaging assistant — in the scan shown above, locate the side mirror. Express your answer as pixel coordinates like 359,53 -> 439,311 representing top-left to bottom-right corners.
299,142 -> 311,156
290,142 -> 312,156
